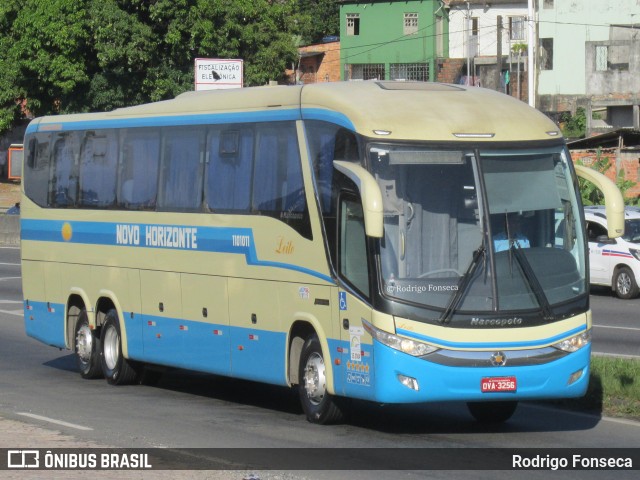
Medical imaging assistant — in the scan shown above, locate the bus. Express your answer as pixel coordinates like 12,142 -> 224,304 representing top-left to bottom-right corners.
21,81 -> 624,424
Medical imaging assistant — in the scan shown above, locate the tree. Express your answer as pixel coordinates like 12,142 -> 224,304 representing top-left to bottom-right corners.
560,107 -> 587,139
0,0 -> 308,134
297,0 -> 340,45
0,0 -> 90,130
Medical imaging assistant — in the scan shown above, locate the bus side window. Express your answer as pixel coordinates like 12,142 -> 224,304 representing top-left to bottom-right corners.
79,130 -> 118,208
24,134 -> 51,207
118,129 -> 160,209
252,122 -> 310,239
158,127 -> 205,211
339,195 -> 370,297
50,132 -> 80,207
306,121 -> 361,216
206,126 -> 253,211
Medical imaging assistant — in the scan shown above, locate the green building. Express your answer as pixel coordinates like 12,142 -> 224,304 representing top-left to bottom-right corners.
339,0 -> 449,81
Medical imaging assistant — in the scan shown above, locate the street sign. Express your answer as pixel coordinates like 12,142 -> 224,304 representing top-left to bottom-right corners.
194,58 -> 243,90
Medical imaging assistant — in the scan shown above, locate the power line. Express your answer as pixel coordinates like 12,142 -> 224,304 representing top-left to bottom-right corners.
298,13 -> 635,69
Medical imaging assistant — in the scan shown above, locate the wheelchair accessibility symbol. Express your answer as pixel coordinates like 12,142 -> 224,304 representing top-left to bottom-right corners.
339,292 -> 347,311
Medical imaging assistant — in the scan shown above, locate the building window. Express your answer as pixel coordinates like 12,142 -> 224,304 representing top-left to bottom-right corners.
404,13 -> 418,35
540,38 -> 554,70
597,45 -> 631,71
595,46 -> 608,71
509,16 -> 526,41
347,13 -> 360,36
390,63 -> 430,82
471,17 -> 479,36
543,0 -> 554,8
346,63 -> 385,81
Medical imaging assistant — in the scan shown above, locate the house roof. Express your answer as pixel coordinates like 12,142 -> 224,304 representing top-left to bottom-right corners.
567,128 -> 640,150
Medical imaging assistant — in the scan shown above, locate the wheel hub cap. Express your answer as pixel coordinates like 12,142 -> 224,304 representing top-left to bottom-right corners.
76,324 -> 93,363
103,326 -> 119,371
303,352 -> 326,405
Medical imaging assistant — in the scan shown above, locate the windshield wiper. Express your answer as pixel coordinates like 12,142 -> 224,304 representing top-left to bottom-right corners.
439,244 -> 486,324
509,241 -> 555,322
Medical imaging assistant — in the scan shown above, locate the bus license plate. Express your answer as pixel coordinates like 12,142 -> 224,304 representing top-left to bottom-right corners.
481,376 -> 517,393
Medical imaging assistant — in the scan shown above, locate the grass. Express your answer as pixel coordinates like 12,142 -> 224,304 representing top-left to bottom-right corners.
551,356 -> 640,420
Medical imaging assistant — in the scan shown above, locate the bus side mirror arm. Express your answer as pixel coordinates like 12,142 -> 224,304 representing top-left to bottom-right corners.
575,164 -> 625,239
333,160 -> 384,238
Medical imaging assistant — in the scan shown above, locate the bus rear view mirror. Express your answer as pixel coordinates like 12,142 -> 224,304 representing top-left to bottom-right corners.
333,160 -> 384,238
575,165 -> 624,238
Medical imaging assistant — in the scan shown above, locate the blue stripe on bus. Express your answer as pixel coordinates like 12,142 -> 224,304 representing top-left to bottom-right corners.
26,109 -> 301,133
25,108 -> 356,134
20,219 -> 334,283
300,108 -> 356,131
24,301 -> 66,349
395,324 -> 587,350
24,300 -> 288,386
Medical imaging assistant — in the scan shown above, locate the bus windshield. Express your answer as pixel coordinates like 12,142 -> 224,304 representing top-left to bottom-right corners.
370,144 -> 586,319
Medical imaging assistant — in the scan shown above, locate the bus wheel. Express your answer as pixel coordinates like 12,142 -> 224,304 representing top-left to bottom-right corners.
467,401 -> 518,423
100,310 -> 138,385
614,266 -> 639,299
298,335 -> 343,424
74,309 -> 103,379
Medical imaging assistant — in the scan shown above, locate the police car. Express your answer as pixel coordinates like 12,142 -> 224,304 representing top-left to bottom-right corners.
584,205 -> 640,299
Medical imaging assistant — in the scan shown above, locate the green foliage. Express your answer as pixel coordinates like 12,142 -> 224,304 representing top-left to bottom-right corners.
511,43 -> 527,55
558,356 -> 640,420
0,0 -> 309,134
296,0 -> 340,45
560,107 -> 587,139
577,148 -> 640,206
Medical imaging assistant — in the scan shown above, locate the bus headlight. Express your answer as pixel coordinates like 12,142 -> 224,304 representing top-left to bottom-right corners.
362,320 -> 438,357
553,330 -> 591,352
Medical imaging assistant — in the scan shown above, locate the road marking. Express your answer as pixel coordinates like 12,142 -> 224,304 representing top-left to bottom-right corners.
0,299 -> 23,316
593,325 -> 640,332
16,412 -> 93,431
0,262 -> 21,266
0,277 -> 21,282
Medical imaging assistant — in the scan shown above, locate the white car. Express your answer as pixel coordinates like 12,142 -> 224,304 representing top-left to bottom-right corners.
584,205 -> 640,299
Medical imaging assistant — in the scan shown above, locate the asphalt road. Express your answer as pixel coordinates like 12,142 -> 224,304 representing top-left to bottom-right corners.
589,286 -> 640,358
1,246 -> 639,479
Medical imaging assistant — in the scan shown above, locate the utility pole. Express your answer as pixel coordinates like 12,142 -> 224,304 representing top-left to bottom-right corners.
466,2 -> 471,86
528,0 -> 535,107
496,16 -> 503,93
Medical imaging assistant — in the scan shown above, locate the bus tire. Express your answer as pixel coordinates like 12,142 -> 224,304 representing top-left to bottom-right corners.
100,310 -> 138,385
613,266 -> 639,299
298,335 -> 344,424
74,309 -> 103,379
467,400 -> 518,423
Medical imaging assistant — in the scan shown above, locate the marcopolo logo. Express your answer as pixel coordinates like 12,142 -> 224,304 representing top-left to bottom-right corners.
470,317 -> 523,327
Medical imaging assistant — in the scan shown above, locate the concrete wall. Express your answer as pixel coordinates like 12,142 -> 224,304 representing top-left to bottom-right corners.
448,2 -> 528,59
585,39 -> 640,97
537,0 -> 640,97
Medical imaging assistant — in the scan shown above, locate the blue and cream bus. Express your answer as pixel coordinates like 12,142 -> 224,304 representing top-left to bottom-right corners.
21,81 -> 624,424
